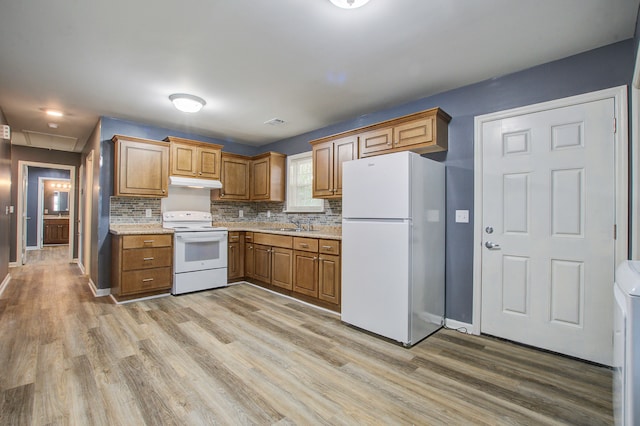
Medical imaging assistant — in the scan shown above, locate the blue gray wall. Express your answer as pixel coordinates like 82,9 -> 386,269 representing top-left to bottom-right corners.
25,167 -> 70,246
95,41 -> 635,322
263,40 -> 635,323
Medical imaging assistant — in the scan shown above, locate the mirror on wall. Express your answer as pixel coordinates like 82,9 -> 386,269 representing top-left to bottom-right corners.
43,179 -> 71,215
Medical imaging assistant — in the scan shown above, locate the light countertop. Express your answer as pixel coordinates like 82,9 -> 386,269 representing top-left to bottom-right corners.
109,222 -> 341,240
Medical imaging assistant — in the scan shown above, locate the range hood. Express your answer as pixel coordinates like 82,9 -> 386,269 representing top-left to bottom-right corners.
169,176 -> 222,189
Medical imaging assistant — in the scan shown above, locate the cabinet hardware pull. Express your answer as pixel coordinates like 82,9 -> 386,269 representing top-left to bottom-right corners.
300,243 -> 308,248
143,257 -> 154,261
321,246 -> 333,250
313,257 -> 318,261
143,240 -> 154,243
142,278 -> 154,282
248,246 -> 253,250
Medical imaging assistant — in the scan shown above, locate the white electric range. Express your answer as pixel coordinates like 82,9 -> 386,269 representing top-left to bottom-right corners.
162,211 -> 228,295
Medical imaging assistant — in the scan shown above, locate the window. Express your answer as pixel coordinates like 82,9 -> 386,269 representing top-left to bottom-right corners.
285,152 -> 324,213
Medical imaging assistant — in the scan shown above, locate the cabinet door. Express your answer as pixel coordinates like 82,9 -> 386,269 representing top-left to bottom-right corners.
271,247 -> 293,290
394,116 -> 434,149
359,127 -> 393,157
312,140 -> 334,198
116,138 -> 169,197
333,136 -> 357,197
228,241 -> 243,281
250,156 -> 271,200
253,244 -> 271,283
197,146 -> 221,179
216,155 -> 250,200
293,250 -> 318,297
318,254 -> 340,305
171,142 -> 198,177
245,243 -> 255,279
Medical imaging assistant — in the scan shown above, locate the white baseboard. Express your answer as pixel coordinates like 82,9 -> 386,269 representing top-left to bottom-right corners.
445,319 -> 475,334
87,278 -> 110,297
0,273 -> 11,297
77,262 -> 86,274
110,292 -> 171,305
243,282 -> 340,317
9,262 -> 18,268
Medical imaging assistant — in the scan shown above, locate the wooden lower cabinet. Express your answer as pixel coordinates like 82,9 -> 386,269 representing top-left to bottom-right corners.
293,250 -> 318,297
251,243 -> 292,290
228,231 -> 244,282
232,231 -> 341,311
318,254 -> 340,304
112,233 -> 173,300
44,218 -> 70,244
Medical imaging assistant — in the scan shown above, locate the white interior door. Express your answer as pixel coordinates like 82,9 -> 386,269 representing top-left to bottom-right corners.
83,151 -> 93,276
480,98 -> 616,365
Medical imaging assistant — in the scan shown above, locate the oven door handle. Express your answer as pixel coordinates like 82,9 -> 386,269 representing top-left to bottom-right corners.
177,235 -> 227,243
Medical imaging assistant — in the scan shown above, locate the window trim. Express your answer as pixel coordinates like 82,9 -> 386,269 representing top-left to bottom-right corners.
285,151 -> 324,213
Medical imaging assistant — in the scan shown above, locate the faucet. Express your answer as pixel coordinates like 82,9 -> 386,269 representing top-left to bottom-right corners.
290,217 -> 302,229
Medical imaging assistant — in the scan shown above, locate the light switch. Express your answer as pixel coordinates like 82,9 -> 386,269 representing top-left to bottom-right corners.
455,210 -> 469,223
239,209 -> 244,218
145,209 -> 152,218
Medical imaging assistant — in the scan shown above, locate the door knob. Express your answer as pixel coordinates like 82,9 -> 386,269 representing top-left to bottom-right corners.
485,241 -> 501,250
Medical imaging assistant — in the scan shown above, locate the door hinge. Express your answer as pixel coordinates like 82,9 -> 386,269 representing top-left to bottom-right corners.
614,224 -> 617,240
614,117 -> 617,134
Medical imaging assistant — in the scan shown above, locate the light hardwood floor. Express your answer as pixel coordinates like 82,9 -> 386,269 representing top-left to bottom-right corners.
0,261 -> 613,425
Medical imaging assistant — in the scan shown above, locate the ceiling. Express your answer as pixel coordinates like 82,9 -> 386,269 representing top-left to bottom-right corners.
0,0 -> 638,153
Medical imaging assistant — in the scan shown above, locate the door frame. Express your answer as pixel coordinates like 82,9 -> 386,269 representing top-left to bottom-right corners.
472,86 -> 628,335
16,161 -> 76,264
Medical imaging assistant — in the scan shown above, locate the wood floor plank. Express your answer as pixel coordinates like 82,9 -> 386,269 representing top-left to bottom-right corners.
0,383 -> 34,425
0,261 -> 614,425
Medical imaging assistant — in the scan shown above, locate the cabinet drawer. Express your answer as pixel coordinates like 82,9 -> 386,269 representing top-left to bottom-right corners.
122,234 -> 172,249
254,233 -> 292,249
319,239 -> 340,255
245,232 -> 253,242
121,267 -> 172,295
122,247 -> 173,270
293,237 -> 318,252
228,231 -> 241,242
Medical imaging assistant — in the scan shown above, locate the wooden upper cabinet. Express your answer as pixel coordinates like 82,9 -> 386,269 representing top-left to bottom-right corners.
359,108 -> 450,158
212,153 -> 250,201
358,127 -> 393,157
311,135 -> 357,199
112,135 -> 169,198
212,151 -> 286,202
250,152 -> 286,202
165,136 -> 222,180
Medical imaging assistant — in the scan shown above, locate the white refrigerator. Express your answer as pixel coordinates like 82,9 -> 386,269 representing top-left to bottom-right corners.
341,151 -> 445,346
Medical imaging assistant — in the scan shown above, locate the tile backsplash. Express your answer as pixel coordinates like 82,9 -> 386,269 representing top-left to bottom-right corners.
110,196 -> 342,226
210,199 -> 342,226
110,197 -> 162,223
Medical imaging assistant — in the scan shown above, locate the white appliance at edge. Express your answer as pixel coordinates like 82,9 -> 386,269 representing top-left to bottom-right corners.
341,151 -> 445,346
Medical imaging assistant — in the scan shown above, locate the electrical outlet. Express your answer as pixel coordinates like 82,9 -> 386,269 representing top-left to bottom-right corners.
455,210 -> 469,223
145,209 -> 152,218
267,210 -> 271,218
239,209 -> 244,218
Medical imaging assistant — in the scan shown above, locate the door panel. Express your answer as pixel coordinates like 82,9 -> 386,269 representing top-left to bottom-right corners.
481,98 -> 615,365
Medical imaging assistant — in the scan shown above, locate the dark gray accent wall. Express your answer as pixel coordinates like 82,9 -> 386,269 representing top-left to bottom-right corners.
0,109 -> 10,282
25,167 -> 70,246
10,146 -> 81,262
262,40 -> 635,323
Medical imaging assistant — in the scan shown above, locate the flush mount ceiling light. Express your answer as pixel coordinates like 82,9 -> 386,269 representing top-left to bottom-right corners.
169,93 -> 206,113
45,109 -> 64,117
329,0 -> 370,9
